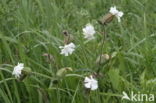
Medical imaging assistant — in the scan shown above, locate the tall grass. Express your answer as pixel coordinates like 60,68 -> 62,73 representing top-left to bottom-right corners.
0,0 -> 156,103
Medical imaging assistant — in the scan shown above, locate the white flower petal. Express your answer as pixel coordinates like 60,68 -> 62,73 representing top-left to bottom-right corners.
59,43 -> 76,56
85,82 -> 91,88
83,24 -> 96,40
84,75 -> 98,90
117,17 -> 121,22
12,63 -> 24,78
109,6 -> 118,15
91,83 -> 98,90
84,77 -> 91,82
118,11 -> 124,17
109,6 -> 124,22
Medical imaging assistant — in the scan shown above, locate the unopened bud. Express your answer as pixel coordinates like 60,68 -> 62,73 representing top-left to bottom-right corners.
20,67 -> 32,81
56,67 -> 73,77
62,30 -> 74,44
98,13 -> 115,25
42,53 -> 54,63
111,52 -> 117,58
96,54 -> 110,65
64,34 -> 74,44
62,30 -> 69,36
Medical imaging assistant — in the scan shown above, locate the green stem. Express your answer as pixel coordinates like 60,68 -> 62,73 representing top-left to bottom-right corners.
97,26 -> 106,73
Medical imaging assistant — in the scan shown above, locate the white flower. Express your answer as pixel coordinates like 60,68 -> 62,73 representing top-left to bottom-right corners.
59,43 -> 76,56
83,24 -> 96,40
84,75 -> 98,90
109,6 -> 124,22
12,63 -> 24,78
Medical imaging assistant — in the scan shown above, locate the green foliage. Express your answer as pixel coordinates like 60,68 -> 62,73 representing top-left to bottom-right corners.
108,69 -> 120,90
0,0 -> 156,103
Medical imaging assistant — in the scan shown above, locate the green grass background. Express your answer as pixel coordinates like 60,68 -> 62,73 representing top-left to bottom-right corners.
0,0 -> 156,103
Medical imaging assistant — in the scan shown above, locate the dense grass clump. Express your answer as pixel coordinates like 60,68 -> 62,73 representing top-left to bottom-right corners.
0,0 -> 156,103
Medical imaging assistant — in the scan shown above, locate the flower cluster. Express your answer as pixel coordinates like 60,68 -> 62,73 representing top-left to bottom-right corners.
12,6 -> 123,91
59,6 -> 123,57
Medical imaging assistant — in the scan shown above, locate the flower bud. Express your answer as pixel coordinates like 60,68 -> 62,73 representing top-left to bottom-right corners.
64,35 -> 74,44
62,30 -> 69,36
62,30 -> 74,44
56,67 -> 73,77
20,67 -> 32,81
96,54 -> 110,65
111,52 -> 117,58
98,13 -> 115,25
42,53 -> 55,63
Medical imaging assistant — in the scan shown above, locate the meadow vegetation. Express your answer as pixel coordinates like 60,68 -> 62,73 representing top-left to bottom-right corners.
0,0 -> 156,103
